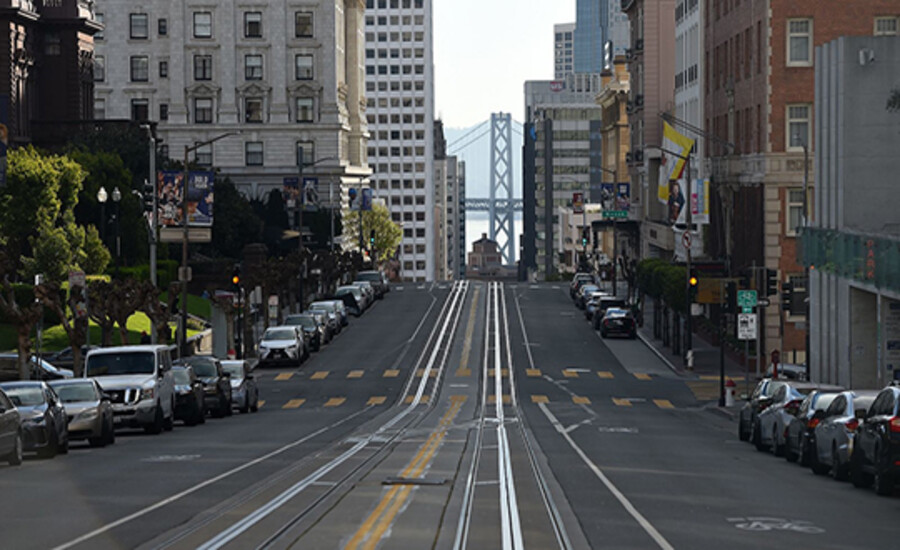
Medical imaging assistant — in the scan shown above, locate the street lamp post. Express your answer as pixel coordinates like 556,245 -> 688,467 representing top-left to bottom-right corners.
140,125 -> 158,343
97,186 -> 108,246
180,131 -> 240,357
112,186 -> 122,276
596,166 -> 619,296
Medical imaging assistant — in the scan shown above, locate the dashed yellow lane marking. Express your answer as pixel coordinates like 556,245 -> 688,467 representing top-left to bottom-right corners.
257,400 -> 265,408
488,368 -> 509,377
526,369 -> 542,377
572,396 -> 591,405
284,399 -> 306,409
456,368 -> 471,377
415,368 -> 438,378
324,397 -> 346,407
275,373 -> 294,381
613,398 -> 632,407
367,396 -> 387,406
531,395 -> 549,404
597,371 -> 614,379
654,399 -> 675,409
383,369 -> 400,378
311,371 -> 329,380
488,395 -> 511,404
562,369 -> 579,378
633,373 -> 652,381
347,370 -> 364,379
404,394 -> 431,404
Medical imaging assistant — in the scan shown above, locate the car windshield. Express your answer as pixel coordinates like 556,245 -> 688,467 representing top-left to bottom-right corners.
264,329 -> 296,341
2,386 -> 45,407
222,364 -> 245,380
85,352 -> 155,376
311,302 -> 335,312
172,369 -> 191,385
285,316 -> 316,328
50,383 -> 97,403
605,308 -> 629,317
356,272 -> 381,282
181,358 -> 217,377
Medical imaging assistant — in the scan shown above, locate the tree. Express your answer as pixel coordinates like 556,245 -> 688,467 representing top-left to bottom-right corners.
342,203 -> 402,264
204,178 -> 262,258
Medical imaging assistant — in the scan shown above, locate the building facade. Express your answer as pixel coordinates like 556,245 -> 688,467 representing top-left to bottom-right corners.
605,0 -> 631,63
574,0 -> 605,74
364,0 -> 435,282
94,0 -> 370,205
554,22 -> 575,79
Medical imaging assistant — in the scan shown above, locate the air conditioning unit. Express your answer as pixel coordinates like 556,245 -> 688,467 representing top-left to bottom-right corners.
635,39 -> 644,52
635,94 -> 644,108
634,149 -> 644,162
624,48 -> 633,61
625,152 -> 634,163
625,100 -> 635,114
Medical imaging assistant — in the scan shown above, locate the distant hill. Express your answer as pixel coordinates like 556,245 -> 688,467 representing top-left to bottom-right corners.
444,121 -> 523,203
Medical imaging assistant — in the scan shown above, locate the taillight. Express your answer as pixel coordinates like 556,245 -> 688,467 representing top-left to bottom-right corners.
784,399 -> 801,413
890,417 -> 900,433
845,419 -> 859,432
603,319 -> 609,327
807,418 -> 820,429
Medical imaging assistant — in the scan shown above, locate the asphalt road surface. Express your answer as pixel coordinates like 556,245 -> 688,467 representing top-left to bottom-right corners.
1,282 -> 896,550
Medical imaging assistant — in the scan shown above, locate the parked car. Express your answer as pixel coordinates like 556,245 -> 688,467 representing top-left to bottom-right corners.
306,310 -> 335,343
351,281 -> 375,308
739,378 -> 789,442
171,365 -> 206,426
355,270 -> 388,298
575,284 -> 600,310
175,356 -> 233,418
810,390 -> 879,479
784,389 -> 844,465
258,326 -> 308,367
309,301 -> 343,334
765,362 -> 808,380
592,298 -> 630,330
335,286 -> 366,316
221,360 -> 259,414
0,387 -> 23,465
0,381 -> 69,458
754,382 -> 842,455
48,379 -> 115,447
325,299 -> 350,327
570,273 -> 595,298
596,308 -> 637,339
44,345 -> 98,371
0,354 -> 74,382
850,386 -> 900,495
283,313 -> 322,352
84,345 -> 176,435
583,291 -> 611,320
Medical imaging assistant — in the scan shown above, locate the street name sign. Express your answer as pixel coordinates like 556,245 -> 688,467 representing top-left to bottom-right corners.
602,210 -> 628,219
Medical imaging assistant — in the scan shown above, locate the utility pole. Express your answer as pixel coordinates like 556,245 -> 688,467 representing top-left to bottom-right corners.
801,139 -> 810,381
141,125 -> 158,344
297,147 -> 305,314
684,153 -> 693,369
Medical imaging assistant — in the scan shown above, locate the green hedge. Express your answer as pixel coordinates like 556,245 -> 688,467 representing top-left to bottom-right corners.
115,259 -> 178,287
636,258 -> 688,314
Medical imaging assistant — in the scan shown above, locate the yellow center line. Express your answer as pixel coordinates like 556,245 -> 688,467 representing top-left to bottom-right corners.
531,395 -> 549,404
455,368 -> 471,377
283,399 -> 305,409
633,373 -> 652,381
458,286 -> 480,371
597,371 -> 614,379
654,399 -> 675,409
257,400 -> 265,408
311,371 -> 329,380
367,396 -> 386,406
563,369 -> 579,378
526,368 -> 542,377
347,370 -> 364,379
613,398 -> 632,407
324,397 -> 345,407
572,396 -> 591,405
274,372 -> 293,381
383,369 -> 400,378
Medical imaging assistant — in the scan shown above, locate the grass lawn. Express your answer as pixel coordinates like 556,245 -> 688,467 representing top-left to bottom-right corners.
161,291 -> 212,320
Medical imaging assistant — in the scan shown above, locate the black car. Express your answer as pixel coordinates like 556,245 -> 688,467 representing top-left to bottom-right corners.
851,386 -> 900,495
0,388 -> 23,465
0,381 -> 69,458
43,346 -> 98,371
0,353 -> 74,382
175,356 -> 232,418
783,389 -> 843,466
284,313 -> 322,352
171,366 -> 206,426
738,378 -> 789,442
595,306 -> 635,337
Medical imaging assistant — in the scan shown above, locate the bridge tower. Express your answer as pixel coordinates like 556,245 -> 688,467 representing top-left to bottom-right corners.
490,112 -> 515,265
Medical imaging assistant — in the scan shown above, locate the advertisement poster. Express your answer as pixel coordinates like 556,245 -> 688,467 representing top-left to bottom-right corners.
667,179 -> 686,225
616,183 -> 631,211
673,179 -> 710,226
884,300 -> 900,372
283,177 -> 299,208
361,188 -> 373,211
572,192 -> 584,214
157,170 -> 215,227
303,177 -> 319,210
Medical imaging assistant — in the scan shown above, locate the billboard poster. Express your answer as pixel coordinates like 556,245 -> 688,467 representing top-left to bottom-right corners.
673,179 -> 710,226
361,187 -> 373,211
616,183 -> 631,211
667,179 -> 686,225
302,177 -> 319,211
572,192 -> 584,214
884,300 -> 900,373
157,170 -> 215,227
283,177 -> 299,208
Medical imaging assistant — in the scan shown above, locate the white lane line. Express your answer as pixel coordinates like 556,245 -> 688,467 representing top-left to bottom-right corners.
537,403 -> 675,550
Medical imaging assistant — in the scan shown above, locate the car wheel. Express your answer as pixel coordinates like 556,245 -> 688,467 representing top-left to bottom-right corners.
874,450 -> 895,496
785,435 -> 799,463
250,394 -> 259,413
850,450 -> 871,489
810,444 -> 830,475
240,393 -> 250,414
106,418 -> 116,445
38,427 -> 58,459
88,423 -> 107,447
832,444 -> 849,481
145,405 -> 164,435
7,432 -> 22,466
753,421 -> 767,452
163,400 -> 175,431
58,427 -> 69,455
799,435 -> 811,467
738,417 -> 749,442
196,402 -> 206,425
771,427 -> 784,457
225,396 -> 233,416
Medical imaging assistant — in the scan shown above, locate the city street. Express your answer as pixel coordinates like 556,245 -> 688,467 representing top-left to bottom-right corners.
1,283 -> 896,550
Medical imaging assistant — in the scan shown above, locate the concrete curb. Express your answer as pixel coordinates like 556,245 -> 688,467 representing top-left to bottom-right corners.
636,331 -> 685,377
704,404 -> 738,421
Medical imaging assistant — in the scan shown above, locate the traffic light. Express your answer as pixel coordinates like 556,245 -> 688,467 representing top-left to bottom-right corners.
781,280 -> 794,313
581,228 -> 589,248
231,264 -> 241,292
765,268 -> 778,296
142,179 -> 154,213
369,229 -> 376,248
689,270 -> 699,302
739,269 -> 751,289
724,281 -> 737,313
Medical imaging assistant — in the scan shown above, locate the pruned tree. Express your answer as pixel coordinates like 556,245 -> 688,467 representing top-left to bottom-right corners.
108,278 -> 148,345
87,281 -> 117,346
139,280 -> 173,345
38,282 -> 89,376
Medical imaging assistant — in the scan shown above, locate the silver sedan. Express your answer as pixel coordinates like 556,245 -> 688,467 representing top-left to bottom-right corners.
48,379 -> 115,448
221,360 -> 259,414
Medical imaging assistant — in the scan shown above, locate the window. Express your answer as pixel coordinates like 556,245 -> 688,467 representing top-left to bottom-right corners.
94,56 -> 105,81
193,12 -> 212,38
95,13 -> 104,40
245,142 -> 264,166
44,33 -> 60,55
94,98 -> 105,120
130,13 -> 148,39
159,103 -> 168,121
786,104 -> 811,151
875,16 -> 899,36
787,19 -> 812,66
194,98 -> 213,123
786,274 -> 807,318
130,56 -> 149,81
159,60 -> 168,78
786,189 -> 805,236
245,54 -> 263,80
296,141 -> 314,166
295,54 -> 313,80
194,143 -> 212,166
244,12 -> 262,38
295,12 -> 313,37
194,55 -> 212,80
295,97 -> 313,122
131,99 -> 149,121
245,98 -> 263,123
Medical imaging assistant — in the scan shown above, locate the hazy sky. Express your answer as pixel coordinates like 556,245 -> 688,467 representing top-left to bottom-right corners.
434,0 -> 575,129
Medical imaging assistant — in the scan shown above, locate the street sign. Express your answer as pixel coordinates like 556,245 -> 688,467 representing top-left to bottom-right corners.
681,231 -> 692,249
737,313 -> 757,340
737,289 -> 757,313
602,210 -> 628,219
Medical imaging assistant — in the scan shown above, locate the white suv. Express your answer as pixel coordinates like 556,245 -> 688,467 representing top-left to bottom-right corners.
84,345 -> 176,434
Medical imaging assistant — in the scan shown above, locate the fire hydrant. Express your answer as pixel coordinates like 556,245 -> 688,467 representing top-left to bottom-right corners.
725,379 -> 736,407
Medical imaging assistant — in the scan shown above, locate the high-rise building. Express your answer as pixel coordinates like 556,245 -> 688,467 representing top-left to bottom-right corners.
554,23 -> 575,79
364,0 -> 435,282
605,0 -> 631,64
94,1 -> 369,201
574,0 -> 605,73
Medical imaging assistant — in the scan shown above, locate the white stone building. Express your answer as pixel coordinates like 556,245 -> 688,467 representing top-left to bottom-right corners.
364,0 -> 435,282
93,0 -> 369,206
554,23 -> 575,79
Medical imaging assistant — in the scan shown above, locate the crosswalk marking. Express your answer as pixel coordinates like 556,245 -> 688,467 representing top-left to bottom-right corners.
456,368 -> 471,377
597,371 -> 614,379
415,368 -> 438,378
488,395 -> 511,404
275,373 -> 294,381
572,396 -> 591,405
284,399 -> 306,409
526,369 -> 542,377
633,373 -> 652,381
488,368 -> 509,377
531,395 -> 549,404
404,394 -> 430,404
612,398 -> 632,407
324,397 -> 346,407
367,396 -> 387,406
383,369 -> 400,378
311,371 -> 329,380
347,370 -> 364,379
654,399 -> 674,409
562,369 -> 579,378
